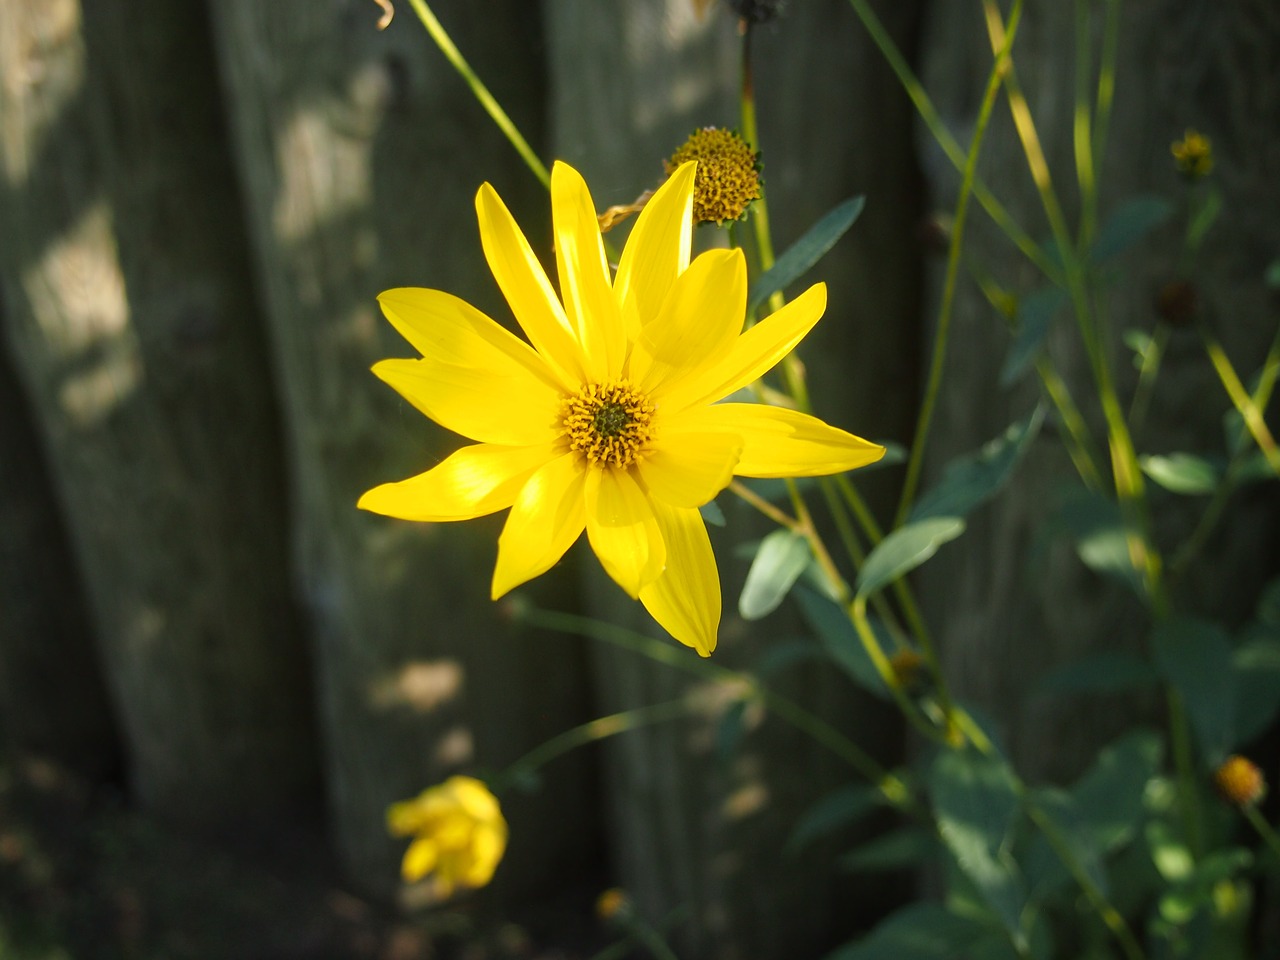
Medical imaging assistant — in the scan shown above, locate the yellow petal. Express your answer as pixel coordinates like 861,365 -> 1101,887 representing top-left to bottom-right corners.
372,357 -> 559,446
358,443 -> 554,521
636,430 -> 741,508
614,160 -> 695,331
551,161 -> 625,380
375,289 -> 563,443
677,403 -> 885,477
401,836 -> 440,883
585,468 -> 666,598
656,282 -> 827,413
638,502 -> 720,657
631,248 -> 746,392
475,183 -> 585,387
492,453 -> 588,598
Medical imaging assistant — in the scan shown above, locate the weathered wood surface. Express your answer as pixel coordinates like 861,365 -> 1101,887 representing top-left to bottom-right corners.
547,1 -> 924,956
0,0 -> 317,818
206,0 -> 597,894
916,0 -> 1280,781
0,303 -> 117,776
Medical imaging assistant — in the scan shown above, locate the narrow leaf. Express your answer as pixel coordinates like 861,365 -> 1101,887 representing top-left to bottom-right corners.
739,529 -> 812,620
1140,453 -> 1222,495
749,196 -> 866,312
1091,195 -> 1174,263
1152,617 -> 1236,762
793,586 -> 888,696
929,750 -> 1025,938
1001,289 -> 1067,385
839,827 -> 939,873
822,903 -> 986,960
910,409 -> 1044,522
787,784 -> 884,855
1072,729 -> 1163,852
857,517 -> 966,597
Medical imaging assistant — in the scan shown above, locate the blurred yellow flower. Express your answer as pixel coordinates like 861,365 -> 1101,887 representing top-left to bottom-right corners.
1213,755 -> 1266,808
387,775 -> 507,894
359,160 -> 884,655
1171,128 -> 1213,178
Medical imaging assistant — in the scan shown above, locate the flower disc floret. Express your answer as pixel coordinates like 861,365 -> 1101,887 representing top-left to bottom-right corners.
562,381 -> 656,468
665,127 -> 761,225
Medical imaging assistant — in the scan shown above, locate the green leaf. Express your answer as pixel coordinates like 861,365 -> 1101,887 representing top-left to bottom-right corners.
699,498 -> 726,527
1055,490 -> 1142,593
822,903 -> 986,960
857,517 -> 966,597
1152,617 -> 1236,762
1001,290 -> 1067,385
715,699 -> 750,764
1266,258 -> 1280,290
1187,185 -> 1223,251
910,409 -> 1044,522
1071,729 -> 1164,853
738,529 -> 812,620
753,639 -> 824,680
929,750 -> 1026,939
1035,650 -> 1159,696
1124,328 -> 1154,371
1258,576 -> 1280,625
1024,788 -> 1107,899
749,196 -> 866,312
1091,195 -> 1174,263
1140,453 -> 1222,495
793,586 -> 888,696
1233,632 -> 1280,743
786,784 -> 884,855
839,827 -> 939,873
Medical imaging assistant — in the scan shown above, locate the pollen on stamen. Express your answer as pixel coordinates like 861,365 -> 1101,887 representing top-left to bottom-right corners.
561,381 -> 656,469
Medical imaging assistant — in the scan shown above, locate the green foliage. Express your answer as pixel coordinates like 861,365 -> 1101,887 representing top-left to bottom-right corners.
822,903 -> 988,960
748,197 -> 866,312
793,586 -> 889,696
1090,195 -> 1174,263
738,529 -> 812,620
1001,290 -> 1067,385
787,783 -> 886,855
856,518 -> 966,597
1140,453 -> 1222,495
1152,618 -> 1237,762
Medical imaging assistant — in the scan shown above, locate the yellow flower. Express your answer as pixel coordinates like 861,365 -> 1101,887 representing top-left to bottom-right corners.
358,160 -> 884,656
1171,128 -> 1213,178
386,775 -> 507,894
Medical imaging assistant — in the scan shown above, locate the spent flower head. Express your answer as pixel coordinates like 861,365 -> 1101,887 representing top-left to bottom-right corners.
664,128 -> 762,226
1171,128 -> 1213,179
387,776 -> 508,894
359,160 -> 882,656
1214,755 -> 1266,808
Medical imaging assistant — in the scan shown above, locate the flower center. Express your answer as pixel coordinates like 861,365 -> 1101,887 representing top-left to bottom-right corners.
561,381 -> 655,468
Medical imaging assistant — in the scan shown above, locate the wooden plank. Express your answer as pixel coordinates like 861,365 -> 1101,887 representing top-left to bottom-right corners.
206,0 -> 598,893
0,0 -> 318,817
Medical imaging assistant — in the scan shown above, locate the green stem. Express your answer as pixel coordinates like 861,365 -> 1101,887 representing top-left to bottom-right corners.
1168,691 -> 1204,857
493,700 -> 692,795
1201,324 -> 1280,477
1026,800 -> 1148,960
516,606 -> 912,808
843,0 -> 1059,283
1128,323 -> 1169,434
1073,0 -> 1098,247
1243,804 -> 1280,866
402,0 -> 550,189
1092,0 -> 1121,182
894,0 -> 1023,527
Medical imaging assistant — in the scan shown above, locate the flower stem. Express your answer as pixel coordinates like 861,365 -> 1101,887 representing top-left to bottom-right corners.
842,0 -> 1059,283
402,0 -> 550,188
894,0 -> 1023,527
516,606 -> 911,808
1201,324 -> 1280,477
494,699 -> 693,795
1243,804 -> 1280,866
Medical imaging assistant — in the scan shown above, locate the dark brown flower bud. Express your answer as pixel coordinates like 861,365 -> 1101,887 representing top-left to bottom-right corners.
1155,279 -> 1199,329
